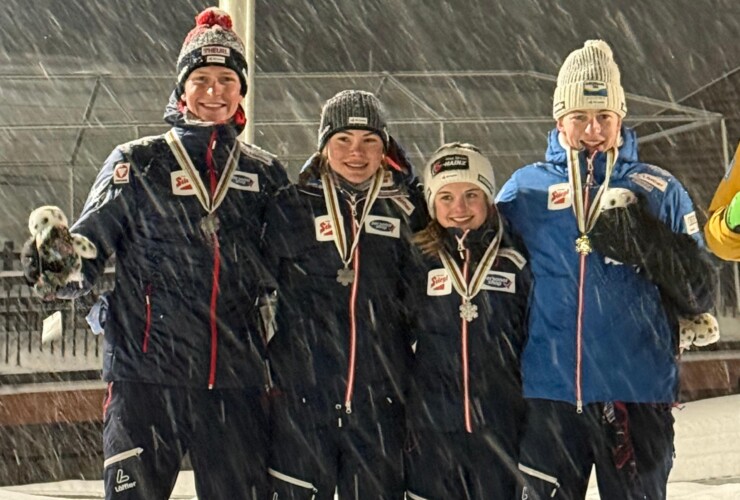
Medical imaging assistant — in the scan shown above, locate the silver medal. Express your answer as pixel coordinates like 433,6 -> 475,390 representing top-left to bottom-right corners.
337,267 -> 355,286
459,300 -> 479,322
200,213 -> 220,236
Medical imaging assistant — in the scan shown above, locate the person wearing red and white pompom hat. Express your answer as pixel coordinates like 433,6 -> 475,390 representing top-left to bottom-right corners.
21,6 -> 289,499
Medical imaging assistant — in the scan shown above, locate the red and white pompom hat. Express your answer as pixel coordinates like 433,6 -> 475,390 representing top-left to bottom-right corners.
175,7 -> 248,96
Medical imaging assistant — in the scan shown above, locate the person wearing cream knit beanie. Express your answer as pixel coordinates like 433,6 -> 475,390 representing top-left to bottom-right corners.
496,40 -> 715,499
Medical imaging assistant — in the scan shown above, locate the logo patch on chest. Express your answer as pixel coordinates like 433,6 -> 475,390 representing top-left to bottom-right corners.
548,183 -> 572,210
481,271 -> 516,293
315,215 -> 335,242
229,172 -> 259,192
365,215 -> 400,238
427,269 -> 452,296
171,171 -> 193,195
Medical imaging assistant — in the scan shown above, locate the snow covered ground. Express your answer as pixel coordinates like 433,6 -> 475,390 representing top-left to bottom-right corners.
1,395 -> 739,499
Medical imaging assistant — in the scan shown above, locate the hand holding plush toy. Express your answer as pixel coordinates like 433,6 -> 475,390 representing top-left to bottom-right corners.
21,206 -> 97,300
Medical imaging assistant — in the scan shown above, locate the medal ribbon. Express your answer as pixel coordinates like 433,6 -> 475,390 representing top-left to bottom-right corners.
566,146 -> 617,235
437,212 -> 504,304
320,169 -> 384,269
165,130 -> 240,213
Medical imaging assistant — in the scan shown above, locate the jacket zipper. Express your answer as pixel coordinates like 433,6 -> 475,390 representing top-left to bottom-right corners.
343,195 -> 360,414
206,130 -> 221,390
461,249 -> 473,433
142,284 -> 153,352
575,155 -> 595,413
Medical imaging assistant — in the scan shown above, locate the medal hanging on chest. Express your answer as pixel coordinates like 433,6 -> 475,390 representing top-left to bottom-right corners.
321,170 -> 384,287
566,146 -> 617,255
199,213 -> 220,237
438,213 -> 504,323
459,300 -> 479,322
165,130 -> 240,241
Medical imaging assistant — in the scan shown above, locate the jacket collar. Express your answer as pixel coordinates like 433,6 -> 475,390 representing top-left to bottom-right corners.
544,126 -> 639,181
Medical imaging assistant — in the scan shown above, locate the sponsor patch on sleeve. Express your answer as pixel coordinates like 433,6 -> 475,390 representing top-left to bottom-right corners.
683,211 -> 700,235
240,144 -> 276,165
113,163 -> 130,184
229,172 -> 260,192
365,215 -> 400,238
171,170 -> 194,195
497,248 -> 527,270
547,183 -> 572,210
391,196 -> 416,216
629,173 -> 668,193
481,271 -> 516,293
427,269 -> 452,296
315,215 -> 335,242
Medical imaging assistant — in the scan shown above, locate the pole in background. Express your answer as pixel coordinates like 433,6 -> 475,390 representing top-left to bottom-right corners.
219,0 -> 256,144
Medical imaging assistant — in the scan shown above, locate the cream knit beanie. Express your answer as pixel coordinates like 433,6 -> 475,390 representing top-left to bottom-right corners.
552,40 -> 627,119
424,143 -> 496,218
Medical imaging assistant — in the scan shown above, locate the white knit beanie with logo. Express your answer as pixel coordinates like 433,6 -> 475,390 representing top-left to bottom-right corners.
552,40 -> 627,120
424,143 -> 496,218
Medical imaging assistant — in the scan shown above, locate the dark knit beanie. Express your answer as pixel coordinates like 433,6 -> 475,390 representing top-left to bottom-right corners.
176,7 -> 248,97
317,90 -> 389,151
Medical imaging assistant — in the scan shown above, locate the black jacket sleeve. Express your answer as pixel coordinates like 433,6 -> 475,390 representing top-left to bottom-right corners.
590,196 -> 716,315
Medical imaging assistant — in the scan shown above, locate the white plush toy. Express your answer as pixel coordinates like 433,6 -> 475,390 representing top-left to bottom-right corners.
599,189 -> 721,352
27,206 -> 97,291
679,312 -> 721,351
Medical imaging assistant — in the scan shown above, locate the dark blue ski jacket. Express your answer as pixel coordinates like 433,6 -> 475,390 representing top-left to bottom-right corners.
262,156 -> 426,416
405,218 -> 531,434
69,93 -> 288,389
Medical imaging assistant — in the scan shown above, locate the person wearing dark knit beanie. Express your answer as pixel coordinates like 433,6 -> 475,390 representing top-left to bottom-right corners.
20,6 -> 289,500
262,90 -> 426,497
496,40 -> 715,499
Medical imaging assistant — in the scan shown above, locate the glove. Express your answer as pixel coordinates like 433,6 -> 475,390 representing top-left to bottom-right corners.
678,312 -> 720,350
590,189 -> 716,315
23,206 -> 97,300
725,191 -> 740,232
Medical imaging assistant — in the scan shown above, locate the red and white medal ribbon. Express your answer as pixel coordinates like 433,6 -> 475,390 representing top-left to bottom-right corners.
566,146 -> 617,254
437,213 -> 504,322
165,130 -> 240,215
320,169 -> 384,285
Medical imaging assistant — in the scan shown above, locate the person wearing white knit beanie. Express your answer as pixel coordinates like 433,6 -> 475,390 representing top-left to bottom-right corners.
496,40 -> 716,499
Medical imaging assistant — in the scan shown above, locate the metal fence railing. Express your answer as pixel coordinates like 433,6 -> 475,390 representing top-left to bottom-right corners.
0,271 -> 114,379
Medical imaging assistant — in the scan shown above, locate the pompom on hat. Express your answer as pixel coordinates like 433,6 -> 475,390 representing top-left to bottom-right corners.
552,40 -> 627,119
424,143 -> 496,218
176,7 -> 248,97
317,90 -> 390,151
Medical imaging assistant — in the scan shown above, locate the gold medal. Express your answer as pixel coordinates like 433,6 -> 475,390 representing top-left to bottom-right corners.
575,234 -> 592,255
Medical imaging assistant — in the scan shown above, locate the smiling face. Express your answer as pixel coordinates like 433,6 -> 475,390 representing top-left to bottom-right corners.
181,66 -> 242,123
557,109 -> 622,153
433,182 -> 490,231
324,129 -> 385,184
